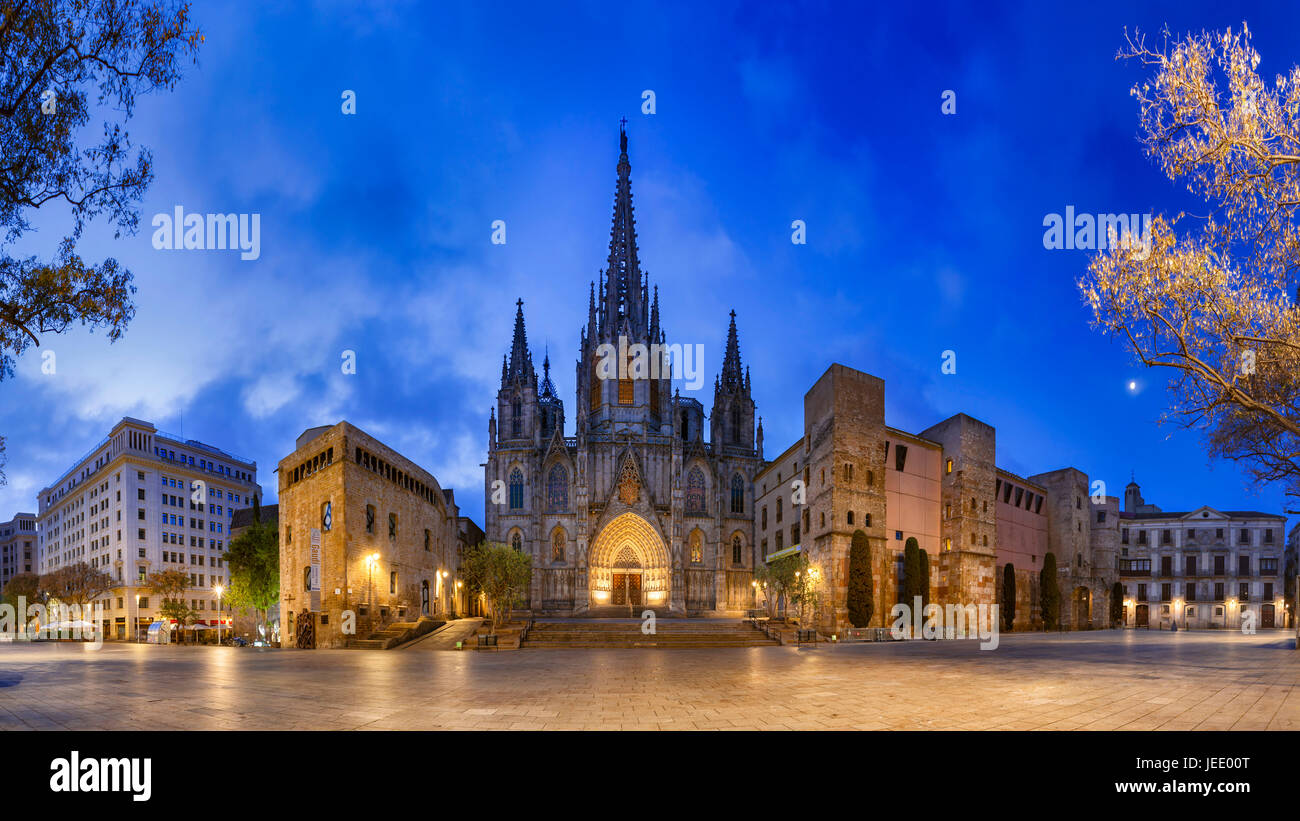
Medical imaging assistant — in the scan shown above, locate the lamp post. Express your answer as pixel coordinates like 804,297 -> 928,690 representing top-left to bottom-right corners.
213,584 -> 224,645
134,594 -> 140,643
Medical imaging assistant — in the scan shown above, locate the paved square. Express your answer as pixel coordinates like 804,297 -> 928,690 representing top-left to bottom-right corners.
1,629 -> 1297,730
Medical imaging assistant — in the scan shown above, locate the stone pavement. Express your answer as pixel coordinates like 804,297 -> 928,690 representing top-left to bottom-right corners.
0,629 -> 1296,730
401,617 -> 484,651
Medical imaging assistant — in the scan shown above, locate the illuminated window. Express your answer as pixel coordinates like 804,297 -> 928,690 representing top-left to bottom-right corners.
690,530 -> 703,564
618,378 -> 633,404
551,528 -> 565,563
686,467 -> 706,514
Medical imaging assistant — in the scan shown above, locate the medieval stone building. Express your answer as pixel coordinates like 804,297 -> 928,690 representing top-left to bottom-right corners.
484,127 -> 762,616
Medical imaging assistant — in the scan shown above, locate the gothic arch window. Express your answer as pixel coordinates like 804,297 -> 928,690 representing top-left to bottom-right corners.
681,410 -> 689,441
686,467 -> 706,515
510,531 -> 522,552
551,527 -> 566,563
732,534 -> 743,565
730,474 -> 744,514
546,464 -> 569,512
511,397 -> 522,436
508,468 -> 524,510
618,378 -> 633,404
690,529 -> 703,564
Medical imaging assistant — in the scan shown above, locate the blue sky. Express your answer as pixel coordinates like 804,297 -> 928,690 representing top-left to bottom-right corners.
3,0 -> 1298,527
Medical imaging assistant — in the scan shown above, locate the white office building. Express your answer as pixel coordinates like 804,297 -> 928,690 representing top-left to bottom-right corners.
37,417 -> 260,640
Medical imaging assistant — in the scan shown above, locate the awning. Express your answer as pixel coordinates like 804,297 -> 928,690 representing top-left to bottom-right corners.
764,544 -> 802,563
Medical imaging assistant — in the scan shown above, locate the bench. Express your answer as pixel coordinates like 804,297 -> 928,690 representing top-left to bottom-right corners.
476,633 -> 499,650
796,628 -> 818,645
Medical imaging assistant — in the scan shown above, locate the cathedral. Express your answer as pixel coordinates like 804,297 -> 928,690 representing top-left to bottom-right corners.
484,126 -> 763,616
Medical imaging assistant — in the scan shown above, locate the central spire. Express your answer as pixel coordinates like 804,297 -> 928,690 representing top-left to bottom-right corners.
601,121 -> 645,338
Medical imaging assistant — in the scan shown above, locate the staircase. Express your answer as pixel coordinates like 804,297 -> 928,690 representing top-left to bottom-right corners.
520,619 -> 779,649
350,617 -> 445,650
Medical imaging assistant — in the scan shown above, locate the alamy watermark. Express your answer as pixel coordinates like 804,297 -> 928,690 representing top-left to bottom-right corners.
889,597 -> 1000,650
151,206 -> 261,260
595,334 -> 705,391
1042,207 -> 1151,259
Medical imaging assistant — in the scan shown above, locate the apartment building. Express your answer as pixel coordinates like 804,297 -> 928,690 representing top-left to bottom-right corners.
36,417 -> 260,639
0,512 -> 36,591
1116,480 -> 1288,629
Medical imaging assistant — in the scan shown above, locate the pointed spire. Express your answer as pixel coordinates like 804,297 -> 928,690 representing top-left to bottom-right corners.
505,298 -> 536,385
720,309 -> 743,388
602,123 -> 645,334
650,284 -> 660,340
539,347 -> 558,399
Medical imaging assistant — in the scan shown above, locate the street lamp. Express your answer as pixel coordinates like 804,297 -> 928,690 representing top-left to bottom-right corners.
213,584 -> 224,645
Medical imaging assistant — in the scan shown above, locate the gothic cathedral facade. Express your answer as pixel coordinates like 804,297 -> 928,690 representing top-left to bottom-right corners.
485,127 -> 763,616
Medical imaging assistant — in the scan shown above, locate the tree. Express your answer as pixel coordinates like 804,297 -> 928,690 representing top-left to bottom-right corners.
1110,581 -> 1125,627
902,537 -> 921,606
43,561 -> 113,611
224,513 -> 279,641
0,1 -> 203,484
756,552 -> 803,619
145,568 -> 193,641
846,530 -> 874,627
461,542 -> 531,633
1002,563 -> 1017,632
1080,24 -> 1300,500
1040,553 -> 1061,630
0,571 -> 42,608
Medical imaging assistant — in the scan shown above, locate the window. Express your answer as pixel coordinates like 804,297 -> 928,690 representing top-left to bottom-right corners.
388,513 -> 397,539
690,530 -> 703,564
945,458 -> 953,474
547,464 -> 569,512
424,529 -> 431,552
509,468 -> 524,510
511,532 -> 522,552
894,445 -> 908,472
847,511 -> 854,525
686,467 -> 706,515
551,529 -> 565,563
761,506 -> 767,529
390,571 -> 397,595
732,535 -> 743,565
618,378 -> 633,404
730,474 -> 744,514
365,505 -> 375,534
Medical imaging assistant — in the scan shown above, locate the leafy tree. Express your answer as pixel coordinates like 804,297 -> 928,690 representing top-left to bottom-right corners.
1081,24 -> 1300,500
461,542 -> 531,633
0,571 -> 43,608
902,537 -> 921,606
846,530 -> 873,627
1002,564 -> 1016,632
1110,581 -> 1125,627
224,508 -> 279,641
759,551 -> 807,619
1040,553 -> 1061,630
146,568 -> 193,641
43,561 -> 113,611
0,0 -> 203,485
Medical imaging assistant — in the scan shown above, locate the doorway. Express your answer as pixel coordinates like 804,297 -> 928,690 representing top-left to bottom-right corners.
610,573 -> 642,607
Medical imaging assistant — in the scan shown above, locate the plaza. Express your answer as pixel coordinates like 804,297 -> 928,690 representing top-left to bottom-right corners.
1,629 -> 1297,731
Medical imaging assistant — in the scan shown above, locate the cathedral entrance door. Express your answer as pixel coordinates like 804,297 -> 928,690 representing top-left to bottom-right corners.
609,573 -> 643,607
612,573 -> 628,606
627,574 -> 642,606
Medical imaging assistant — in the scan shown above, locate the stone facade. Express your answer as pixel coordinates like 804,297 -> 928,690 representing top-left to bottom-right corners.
1115,481 -> 1288,629
484,126 -> 761,616
0,512 -> 36,592
277,422 -> 464,648
756,363 -> 1128,635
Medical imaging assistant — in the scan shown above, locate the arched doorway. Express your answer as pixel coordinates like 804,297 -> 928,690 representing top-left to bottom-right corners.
1073,587 -> 1091,629
589,512 -> 671,609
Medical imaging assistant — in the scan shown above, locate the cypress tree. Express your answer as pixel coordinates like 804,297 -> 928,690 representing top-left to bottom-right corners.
1110,581 -> 1124,627
903,537 -> 921,608
847,530 -> 873,627
1040,552 -> 1061,630
1002,563 -> 1016,631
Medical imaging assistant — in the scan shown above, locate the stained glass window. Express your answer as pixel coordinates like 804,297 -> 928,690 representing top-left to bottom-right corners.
547,464 -> 568,511
686,467 -> 706,514
730,474 -> 744,514
732,534 -> 743,565
509,468 -> 524,510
